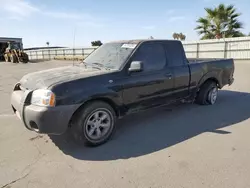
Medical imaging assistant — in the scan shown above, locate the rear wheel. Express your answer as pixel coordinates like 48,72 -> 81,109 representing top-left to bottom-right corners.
196,81 -> 218,105
70,101 -> 117,146
22,58 -> 28,63
21,53 -> 29,63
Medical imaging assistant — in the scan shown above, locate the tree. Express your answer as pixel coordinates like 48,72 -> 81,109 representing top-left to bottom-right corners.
195,18 -> 214,39
91,40 -> 103,46
172,32 -> 186,40
46,41 -> 50,47
179,33 -> 186,41
148,36 -> 154,39
172,33 -> 178,40
195,4 -> 243,39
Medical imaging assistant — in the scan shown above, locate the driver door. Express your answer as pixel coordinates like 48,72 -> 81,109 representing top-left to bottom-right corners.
121,41 -> 175,113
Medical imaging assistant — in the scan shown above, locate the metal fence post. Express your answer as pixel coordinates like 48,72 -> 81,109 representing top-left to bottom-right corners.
42,50 -> 44,60
48,50 -> 51,60
224,41 -> 228,58
73,48 -> 75,60
196,43 -> 200,58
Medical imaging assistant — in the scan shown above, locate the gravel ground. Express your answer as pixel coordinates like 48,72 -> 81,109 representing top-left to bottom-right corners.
0,60 -> 250,188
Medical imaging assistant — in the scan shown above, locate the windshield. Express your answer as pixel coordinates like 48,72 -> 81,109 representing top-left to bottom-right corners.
83,42 -> 137,70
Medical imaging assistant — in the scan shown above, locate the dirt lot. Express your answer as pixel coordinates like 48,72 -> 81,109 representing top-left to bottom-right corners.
1,60 -> 250,188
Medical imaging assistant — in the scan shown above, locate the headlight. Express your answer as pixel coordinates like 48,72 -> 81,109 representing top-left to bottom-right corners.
31,89 -> 56,107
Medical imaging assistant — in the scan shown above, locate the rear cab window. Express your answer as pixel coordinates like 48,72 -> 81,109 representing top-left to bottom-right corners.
164,41 -> 186,67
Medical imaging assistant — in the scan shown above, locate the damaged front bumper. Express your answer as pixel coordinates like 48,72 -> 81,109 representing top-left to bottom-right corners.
10,84 -> 79,135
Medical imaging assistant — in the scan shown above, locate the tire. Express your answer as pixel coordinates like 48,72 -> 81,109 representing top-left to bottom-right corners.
21,53 -> 29,63
4,54 -> 10,62
20,58 -> 28,63
196,81 -> 218,105
70,101 -> 117,146
22,58 -> 28,63
10,54 -> 18,63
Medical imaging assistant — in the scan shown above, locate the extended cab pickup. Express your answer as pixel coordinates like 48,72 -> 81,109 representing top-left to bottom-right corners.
11,39 -> 234,146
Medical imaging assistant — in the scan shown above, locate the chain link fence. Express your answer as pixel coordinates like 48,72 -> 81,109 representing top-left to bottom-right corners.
25,37 -> 250,61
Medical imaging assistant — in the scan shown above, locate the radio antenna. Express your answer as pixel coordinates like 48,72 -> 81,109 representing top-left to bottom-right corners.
72,26 -> 76,66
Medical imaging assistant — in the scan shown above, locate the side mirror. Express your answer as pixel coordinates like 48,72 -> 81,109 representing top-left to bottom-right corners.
128,61 -> 143,72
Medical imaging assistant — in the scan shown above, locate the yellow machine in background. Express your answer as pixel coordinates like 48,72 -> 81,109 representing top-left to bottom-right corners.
4,42 -> 29,63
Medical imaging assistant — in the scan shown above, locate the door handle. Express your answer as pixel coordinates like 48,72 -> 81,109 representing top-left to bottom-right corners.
165,73 -> 172,79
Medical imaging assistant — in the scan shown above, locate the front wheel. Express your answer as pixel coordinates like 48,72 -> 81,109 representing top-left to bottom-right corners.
196,81 -> 218,105
70,101 -> 117,146
4,54 -> 10,62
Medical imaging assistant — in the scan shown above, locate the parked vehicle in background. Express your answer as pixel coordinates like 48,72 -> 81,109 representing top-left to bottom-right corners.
10,39 -> 234,146
4,42 -> 29,63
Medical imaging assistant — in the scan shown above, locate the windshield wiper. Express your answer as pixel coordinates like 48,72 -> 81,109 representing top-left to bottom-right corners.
92,62 -> 105,67
81,62 -> 111,70
92,62 -> 112,70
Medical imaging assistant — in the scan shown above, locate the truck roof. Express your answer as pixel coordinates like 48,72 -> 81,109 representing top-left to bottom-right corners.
107,39 -> 180,44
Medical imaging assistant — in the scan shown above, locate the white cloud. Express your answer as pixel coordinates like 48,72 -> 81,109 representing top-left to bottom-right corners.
168,16 -> 186,22
1,0 -> 39,18
0,0 -> 104,28
45,11 -> 104,28
166,10 -> 186,23
141,25 -> 156,30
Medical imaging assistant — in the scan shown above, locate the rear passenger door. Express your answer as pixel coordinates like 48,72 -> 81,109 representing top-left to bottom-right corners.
122,41 -> 175,113
164,41 -> 190,99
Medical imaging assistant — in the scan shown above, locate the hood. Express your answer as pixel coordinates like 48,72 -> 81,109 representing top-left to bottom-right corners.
19,65 -> 110,90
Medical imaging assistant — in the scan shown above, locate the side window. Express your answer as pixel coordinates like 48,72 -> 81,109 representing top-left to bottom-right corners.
165,41 -> 185,66
132,43 -> 166,72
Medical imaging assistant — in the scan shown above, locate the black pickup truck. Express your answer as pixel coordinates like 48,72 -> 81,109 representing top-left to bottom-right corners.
11,39 -> 234,146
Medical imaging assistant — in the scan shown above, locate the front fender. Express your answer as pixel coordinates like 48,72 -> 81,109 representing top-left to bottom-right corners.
79,89 -> 123,107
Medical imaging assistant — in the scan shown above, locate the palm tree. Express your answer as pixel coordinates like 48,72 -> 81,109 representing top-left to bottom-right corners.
179,33 -> 186,41
173,32 -> 186,40
195,4 -> 243,39
195,18 -> 214,39
223,4 -> 243,37
172,33 -> 178,40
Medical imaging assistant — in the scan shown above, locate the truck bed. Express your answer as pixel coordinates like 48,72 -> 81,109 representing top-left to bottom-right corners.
188,58 -> 225,63
188,58 -> 234,89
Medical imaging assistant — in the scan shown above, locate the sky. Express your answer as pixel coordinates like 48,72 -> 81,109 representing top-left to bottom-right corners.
0,0 -> 249,48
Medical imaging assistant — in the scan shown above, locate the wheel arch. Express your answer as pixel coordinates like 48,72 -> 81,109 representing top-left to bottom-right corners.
198,71 -> 222,89
201,78 -> 219,87
195,77 -> 219,105
68,97 -> 120,128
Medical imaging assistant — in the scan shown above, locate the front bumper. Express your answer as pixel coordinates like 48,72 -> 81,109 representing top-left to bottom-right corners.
11,89 -> 79,135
